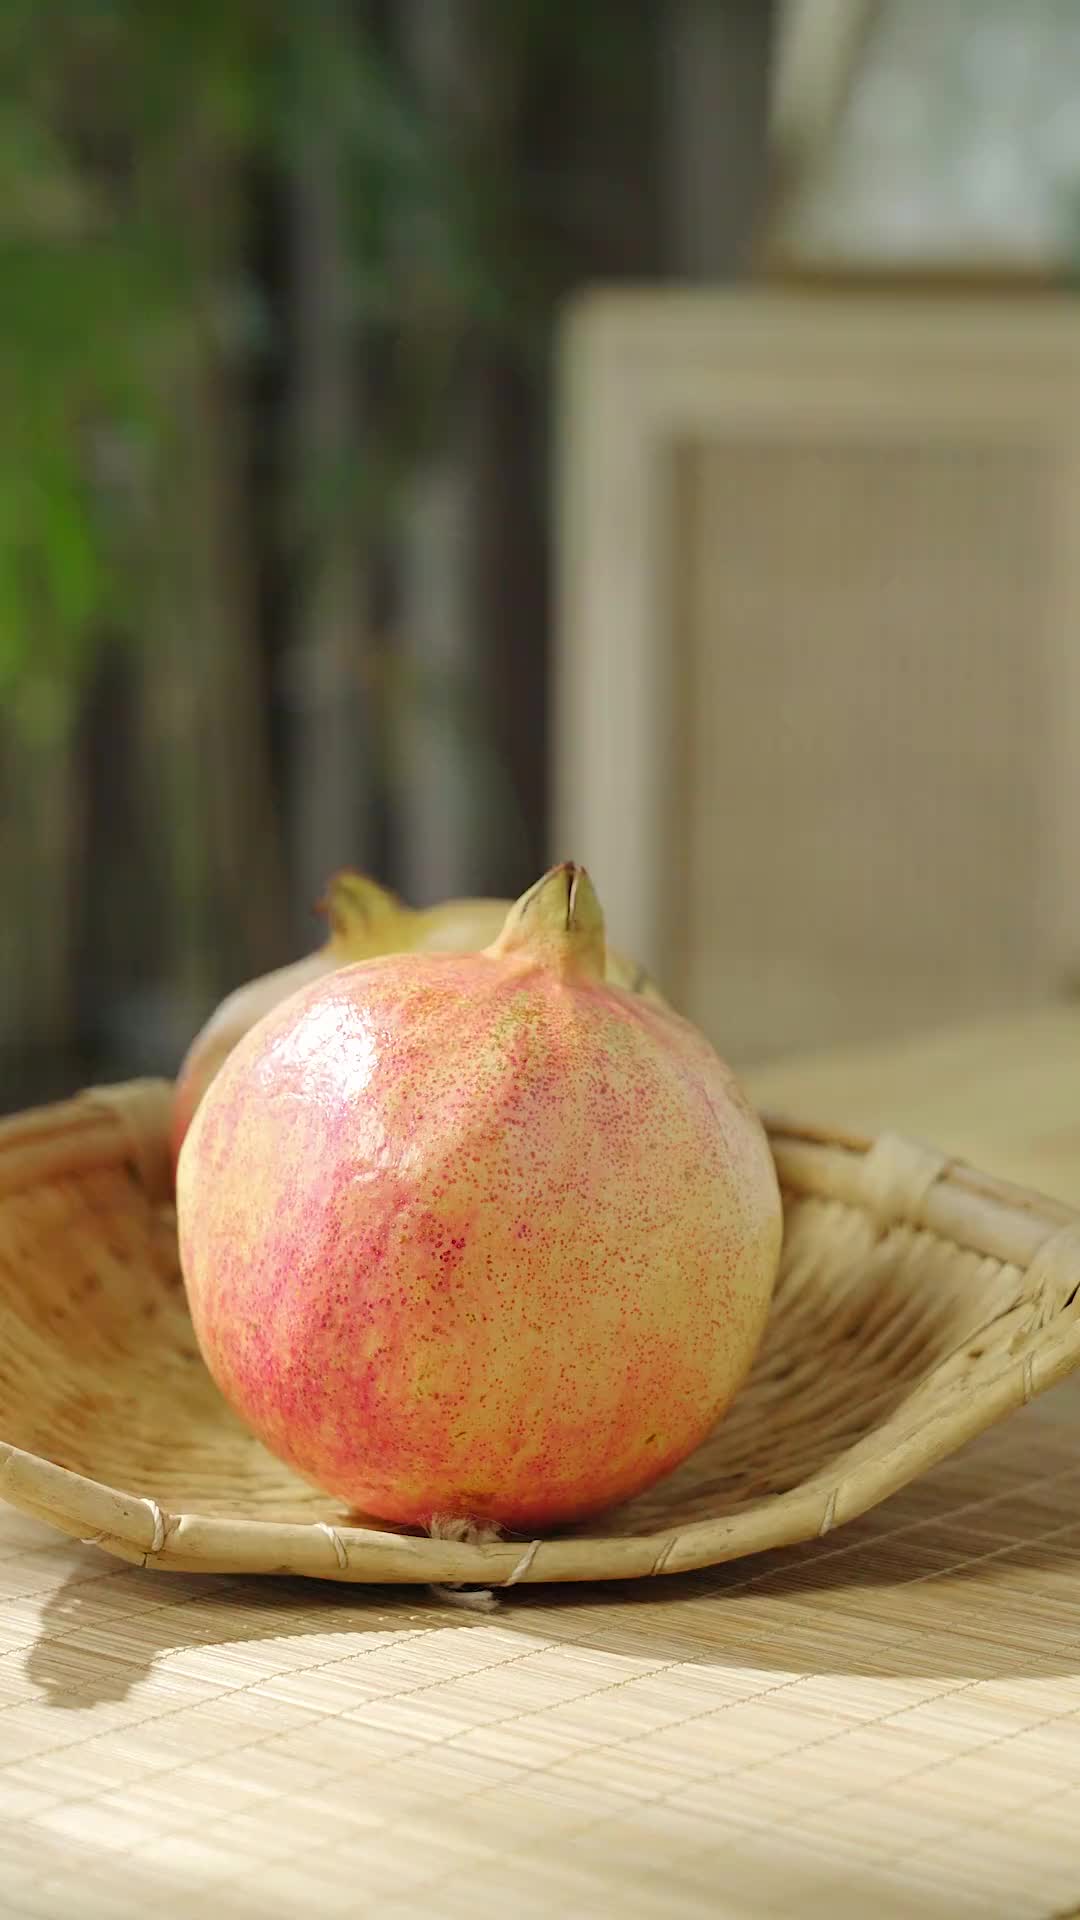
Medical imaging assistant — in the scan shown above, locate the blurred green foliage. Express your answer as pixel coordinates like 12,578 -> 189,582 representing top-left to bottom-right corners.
0,0 -> 646,737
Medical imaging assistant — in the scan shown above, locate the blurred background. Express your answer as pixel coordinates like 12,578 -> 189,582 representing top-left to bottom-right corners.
4,0 -> 1080,1109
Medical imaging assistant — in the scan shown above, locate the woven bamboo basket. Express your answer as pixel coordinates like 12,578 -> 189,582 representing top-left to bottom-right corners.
2,1079 -> 1079,1592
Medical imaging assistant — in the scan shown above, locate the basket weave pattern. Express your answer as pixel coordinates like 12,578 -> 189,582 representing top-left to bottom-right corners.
1,1081 -> 1078,1589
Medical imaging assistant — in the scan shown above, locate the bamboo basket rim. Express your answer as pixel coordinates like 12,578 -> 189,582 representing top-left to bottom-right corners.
1,1078 -> 1079,1591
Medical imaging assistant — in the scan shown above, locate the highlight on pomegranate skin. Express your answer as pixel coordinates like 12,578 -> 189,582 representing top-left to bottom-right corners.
176,862 -> 782,1533
170,874 -> 409,1171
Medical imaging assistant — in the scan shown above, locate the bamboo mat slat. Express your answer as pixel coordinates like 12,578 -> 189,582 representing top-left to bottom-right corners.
1,1009 -> 1080,1917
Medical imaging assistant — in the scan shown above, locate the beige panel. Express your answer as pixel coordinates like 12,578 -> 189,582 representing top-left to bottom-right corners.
555,294 -> 1080,1035
674,437 -> 1056,1059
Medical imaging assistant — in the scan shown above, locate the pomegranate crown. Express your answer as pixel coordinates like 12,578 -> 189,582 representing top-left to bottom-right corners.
490,862 -> 606,979
317,871 -> 403,952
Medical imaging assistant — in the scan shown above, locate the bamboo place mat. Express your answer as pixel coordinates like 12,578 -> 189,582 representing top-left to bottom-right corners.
2,1007 -> 1080,1920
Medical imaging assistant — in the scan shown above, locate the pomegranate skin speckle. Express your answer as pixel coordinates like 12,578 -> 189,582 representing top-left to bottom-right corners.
177,864 -> 782,1531
171,872 -> 667,1170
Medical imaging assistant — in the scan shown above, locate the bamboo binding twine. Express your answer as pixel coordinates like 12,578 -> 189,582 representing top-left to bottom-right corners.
0,1080 -> 1078,1590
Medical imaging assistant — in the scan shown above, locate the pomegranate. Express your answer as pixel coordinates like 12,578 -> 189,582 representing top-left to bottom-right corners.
171,869 -> 665,1164
176,863 -> 781,1531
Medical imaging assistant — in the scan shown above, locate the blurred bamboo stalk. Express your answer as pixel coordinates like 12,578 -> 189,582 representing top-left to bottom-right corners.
287,109 -> 376,943
139,145 -> 287,1027
661,0 -> 777,276
0,719 -> 78,1102
391,0 -> 489,905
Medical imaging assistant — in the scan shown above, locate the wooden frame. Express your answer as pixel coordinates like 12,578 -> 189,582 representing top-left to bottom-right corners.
553,291 -> 1080,994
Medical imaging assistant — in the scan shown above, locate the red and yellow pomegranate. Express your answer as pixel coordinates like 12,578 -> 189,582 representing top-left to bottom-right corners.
176,863 -> 781,1531
171,870 -> 664,1165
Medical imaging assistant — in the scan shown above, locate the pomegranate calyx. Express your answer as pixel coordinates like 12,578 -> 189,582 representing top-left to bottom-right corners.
490,862 -> 605,980
318,871 -> 403,959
